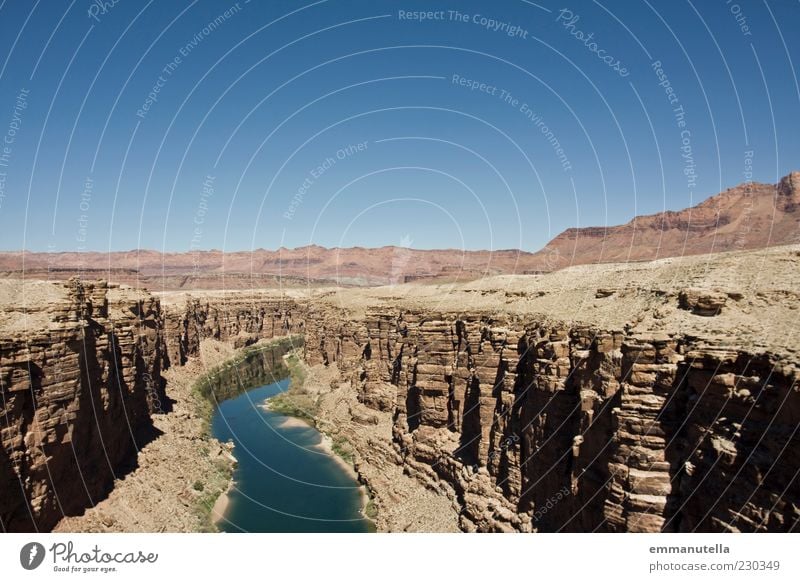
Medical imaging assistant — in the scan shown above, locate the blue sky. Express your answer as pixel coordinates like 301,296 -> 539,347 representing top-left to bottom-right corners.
0,0 -> 797,252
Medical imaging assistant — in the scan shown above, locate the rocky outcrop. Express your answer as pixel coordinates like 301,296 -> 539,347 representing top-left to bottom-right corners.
777,171 -> 800,208
0,279 -> 167,532
678,288 -> 728,316
302,308 -> 800,532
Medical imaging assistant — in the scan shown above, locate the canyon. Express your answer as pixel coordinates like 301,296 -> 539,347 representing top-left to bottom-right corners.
2,241 -> 798,532
2,172 -> 799,532
299,244 -> 800,532
0,280 -> 302,532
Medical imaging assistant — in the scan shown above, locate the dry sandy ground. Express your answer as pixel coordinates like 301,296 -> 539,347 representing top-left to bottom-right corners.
312,244 -> 800,357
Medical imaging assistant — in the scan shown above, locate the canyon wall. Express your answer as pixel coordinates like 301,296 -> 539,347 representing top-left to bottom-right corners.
194,340 -> 295,406
0,282 -> 302,532
304,307 -> 800,532
0,279 -> 167,531
3,263 -> 798,532
161,294 -> 303,367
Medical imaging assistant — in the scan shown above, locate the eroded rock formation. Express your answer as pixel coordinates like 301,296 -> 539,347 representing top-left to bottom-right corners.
0,279 -> 167,531
161,294 -> 303,367
0,282 -> 302,532
303,307 -> 800,532
300,243 -> 800,532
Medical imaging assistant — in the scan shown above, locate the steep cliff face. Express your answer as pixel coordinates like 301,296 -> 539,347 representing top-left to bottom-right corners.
194,340 -> 295,405
0,279 -> 167,532
303,307 -> 800,532
162,294 -> 303,367
665,347 -> 800,532
0,283 -> 303,532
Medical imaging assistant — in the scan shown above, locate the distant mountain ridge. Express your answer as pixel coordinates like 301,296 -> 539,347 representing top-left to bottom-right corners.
1,172 -> 797,289
539,171 -> 800,268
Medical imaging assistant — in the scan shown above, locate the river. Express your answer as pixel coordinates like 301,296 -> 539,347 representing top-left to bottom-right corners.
210,377 -> 373,533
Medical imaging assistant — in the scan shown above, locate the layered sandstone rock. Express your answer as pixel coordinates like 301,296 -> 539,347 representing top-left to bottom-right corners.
302,307 -> 800,532
300,245 -> 800,532
0,278 -> 167,531
160,292 -> 303,366
0,283 -> 302,532
678,288 -> 728,316
539,172 -> 800,269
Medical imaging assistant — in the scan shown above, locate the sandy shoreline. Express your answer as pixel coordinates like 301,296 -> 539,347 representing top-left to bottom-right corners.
211,480 -> 234,526
271,414 -> 313,429
262,400 -> 373,525
314,432 -> 372,522
210,397 -> 373,529
211,447 -> 237,528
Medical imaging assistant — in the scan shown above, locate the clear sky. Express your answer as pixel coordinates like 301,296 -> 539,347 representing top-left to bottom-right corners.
0,0 -> 797,252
